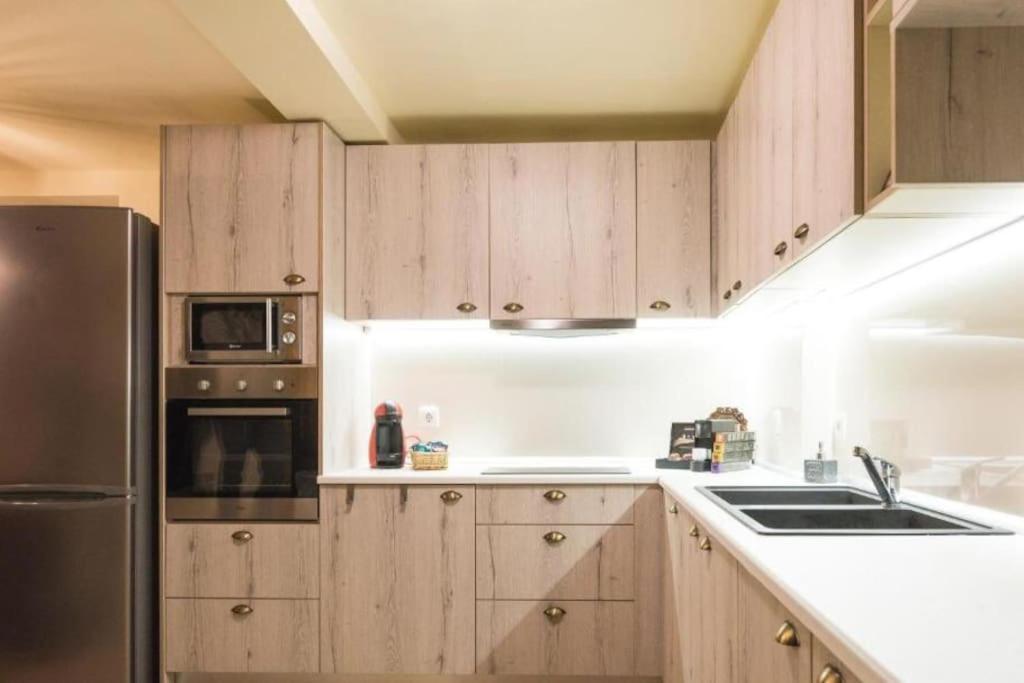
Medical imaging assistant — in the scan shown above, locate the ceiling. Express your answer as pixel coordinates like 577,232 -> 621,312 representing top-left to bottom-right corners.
0,0 -> 777,171
313,0 -> 777,141
0,0 -> 278,172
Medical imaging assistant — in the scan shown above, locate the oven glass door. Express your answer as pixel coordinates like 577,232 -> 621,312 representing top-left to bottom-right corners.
189,299 -> 278,354
166,399 -> 317,519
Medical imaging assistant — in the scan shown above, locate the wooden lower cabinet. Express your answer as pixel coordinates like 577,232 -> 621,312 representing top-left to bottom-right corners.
165,598 -> 318,673
319,485 -> 476,674
737,565 -> 812,682
476,600 -> 635,676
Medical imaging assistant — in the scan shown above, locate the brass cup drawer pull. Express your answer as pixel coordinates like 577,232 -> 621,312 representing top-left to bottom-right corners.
543,606 -> 566,624
723,290 -> 732,301
649,300 -> 671,312
543,489 -> 566,503
456,302 -> 477,314
698,536 -> 711,551
774,621 -> 800,647
231,530 -> 253,543
668,504 -> 679,514
503,302 -> 524,314
231,604 -> 253,616
794,223 -> 810,240
774,241 -> 789,256
688,525 -> 699,537
543,531 -> 567,545
283,273 -> 306,286
818,665 -> 844,683
732,280 -> 743,291
440,490 -> 463,504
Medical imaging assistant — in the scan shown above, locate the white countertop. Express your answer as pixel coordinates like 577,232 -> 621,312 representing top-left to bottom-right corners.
319,459 -> 1024,682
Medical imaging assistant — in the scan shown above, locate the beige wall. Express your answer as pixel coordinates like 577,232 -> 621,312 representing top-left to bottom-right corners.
0,165 -> 160,220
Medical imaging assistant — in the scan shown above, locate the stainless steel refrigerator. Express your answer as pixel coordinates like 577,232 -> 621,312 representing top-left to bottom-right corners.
0,206 -> 156,682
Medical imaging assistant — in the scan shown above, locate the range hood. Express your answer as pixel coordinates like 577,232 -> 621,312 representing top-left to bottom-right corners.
489,318 -> 636,336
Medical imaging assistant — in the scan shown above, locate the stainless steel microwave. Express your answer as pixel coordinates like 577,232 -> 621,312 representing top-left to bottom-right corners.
186,295 -> 302,364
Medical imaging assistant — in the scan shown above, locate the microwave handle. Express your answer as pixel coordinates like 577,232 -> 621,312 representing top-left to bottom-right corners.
186,407 -> 291,417
266,298 -> 275,354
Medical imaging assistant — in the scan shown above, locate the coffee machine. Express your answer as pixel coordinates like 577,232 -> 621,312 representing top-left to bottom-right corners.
369,402 -> 405,468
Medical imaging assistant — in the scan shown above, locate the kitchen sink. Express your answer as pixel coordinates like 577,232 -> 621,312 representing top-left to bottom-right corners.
705,486 -> 880,506
698,486 -> 1011,536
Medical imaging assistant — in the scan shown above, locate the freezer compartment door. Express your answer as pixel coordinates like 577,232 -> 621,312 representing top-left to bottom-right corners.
0,495 -> 133,683
0,206 -> 135,490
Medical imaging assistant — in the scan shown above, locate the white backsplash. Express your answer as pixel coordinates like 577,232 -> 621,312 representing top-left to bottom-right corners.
349,218 -> 1024,518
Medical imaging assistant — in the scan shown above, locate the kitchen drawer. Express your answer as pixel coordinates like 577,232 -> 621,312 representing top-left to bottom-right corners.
476,485 -> 635,525
165,598 -> 319,673
477,524 -> 634,600
476,600 -> 635,676
165,523 -> 318,598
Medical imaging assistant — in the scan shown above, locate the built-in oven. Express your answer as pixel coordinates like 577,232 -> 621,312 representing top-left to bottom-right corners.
166,367 -> 318,521
186,295 -> 302,364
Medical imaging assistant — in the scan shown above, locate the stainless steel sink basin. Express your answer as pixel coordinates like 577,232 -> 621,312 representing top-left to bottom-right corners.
698,486 -> 1011,536
706,486 -> 880,506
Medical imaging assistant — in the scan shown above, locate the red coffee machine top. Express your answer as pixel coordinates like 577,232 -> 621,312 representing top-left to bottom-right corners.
369,401 -> 405,468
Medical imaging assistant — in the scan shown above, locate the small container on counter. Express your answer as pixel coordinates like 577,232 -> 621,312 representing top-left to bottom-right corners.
804,441 -> 838,483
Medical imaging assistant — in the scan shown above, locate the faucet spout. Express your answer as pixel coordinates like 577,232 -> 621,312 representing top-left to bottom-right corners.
852,446 -> 901,506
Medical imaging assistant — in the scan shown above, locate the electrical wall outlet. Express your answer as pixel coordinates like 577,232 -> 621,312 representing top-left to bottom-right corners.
418,405 -> 440,429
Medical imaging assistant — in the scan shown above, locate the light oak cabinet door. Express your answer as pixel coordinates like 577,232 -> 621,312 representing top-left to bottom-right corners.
812,637 -> 864,683
737,565 -> 812,682
489,142 -> 637,320
791,0 -> 862,259
476,484 -> 635,525
637,141 -> 711,318
320,485 -> 475,674
689,521 -> 739,682
165,523 -> 318,598
165,598 -> 318,673
476,600 -> 635,676
163,123 -> 321,293
345,145 -> 489,319
661,495 -> 686,683
633,485 -> 665,677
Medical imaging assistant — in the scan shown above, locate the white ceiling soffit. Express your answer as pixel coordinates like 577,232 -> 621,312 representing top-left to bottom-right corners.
172,0 -> 399,142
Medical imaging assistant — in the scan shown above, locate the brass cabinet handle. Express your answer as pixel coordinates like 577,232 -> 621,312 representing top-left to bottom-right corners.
688,525 -> 699,537
698,536 -> 711,551
818,665 -> 844,683
773,241 -> 789,256
543,531 -> 567,545
668,504 -> 679,514
774,621 -> 800,647
723,290 -> 732,301
456,302 -> 477,314
503,302 -> 524,314
440,490 -> 463,504
794,223 -> 810,240
543,606 -> 566,624
732,280 -> 742,291
283,273 -> 306,286
231,530 -> 253,543
231,604 -> 253,616
543,489 -> 566,502
649,300 -> 671,312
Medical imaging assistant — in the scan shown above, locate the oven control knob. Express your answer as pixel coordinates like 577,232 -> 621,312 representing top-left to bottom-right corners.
282,331 -> 297,345
282,312 -> 297,325
273,379 -> 286,392
197,380 -> 211,392
235,380 -> 248,392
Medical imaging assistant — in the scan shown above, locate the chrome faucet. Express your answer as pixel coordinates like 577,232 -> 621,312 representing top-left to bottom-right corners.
852,446 -> 901,506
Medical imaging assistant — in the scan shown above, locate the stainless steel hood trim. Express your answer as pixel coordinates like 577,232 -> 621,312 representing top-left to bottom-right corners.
489,318 -> 636,331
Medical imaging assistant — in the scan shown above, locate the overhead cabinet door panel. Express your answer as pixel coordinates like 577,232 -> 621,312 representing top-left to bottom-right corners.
346,145 -> 489,319
489,142 -> 637,320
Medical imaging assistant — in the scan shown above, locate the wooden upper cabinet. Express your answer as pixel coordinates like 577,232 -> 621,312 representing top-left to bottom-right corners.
162,123 -> 322,293
320,485 -> 475,675
345,145 -> 489,319
637,141 -> 711,318
791,0 -> 863,259
489,142 -> 637,320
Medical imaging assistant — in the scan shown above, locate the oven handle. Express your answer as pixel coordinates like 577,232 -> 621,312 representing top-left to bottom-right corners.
186,407 -> 291,417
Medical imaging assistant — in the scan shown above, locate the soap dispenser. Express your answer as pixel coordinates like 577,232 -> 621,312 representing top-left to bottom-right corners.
804,441 -> 838,483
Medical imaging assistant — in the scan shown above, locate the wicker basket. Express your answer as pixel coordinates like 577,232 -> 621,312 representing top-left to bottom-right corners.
411,449 -> 449,471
